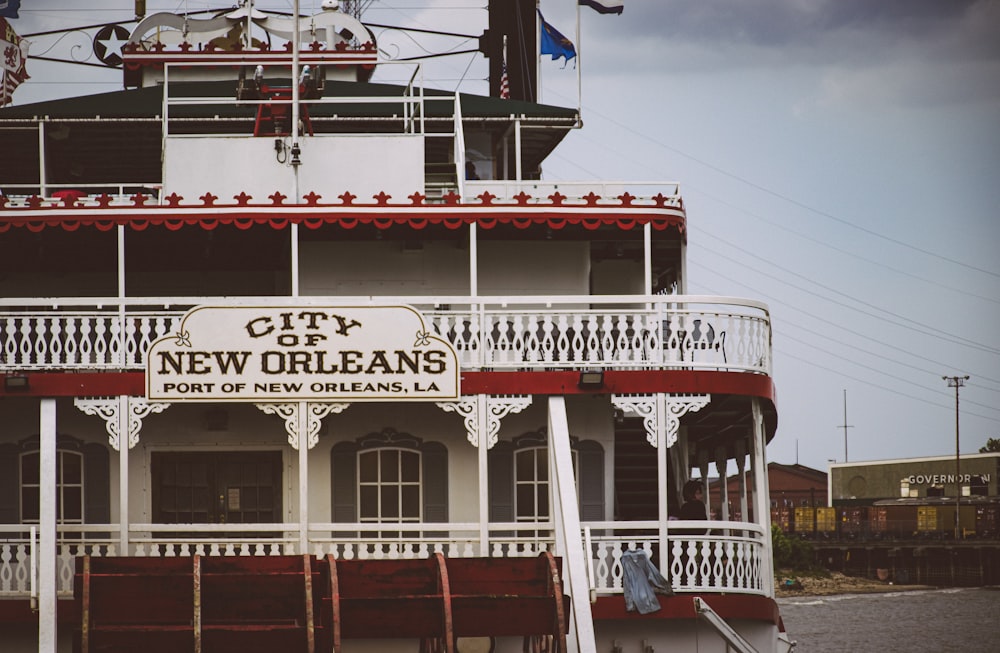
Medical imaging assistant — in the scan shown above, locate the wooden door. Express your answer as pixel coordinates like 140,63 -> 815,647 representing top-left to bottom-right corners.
151,451 -> 282,526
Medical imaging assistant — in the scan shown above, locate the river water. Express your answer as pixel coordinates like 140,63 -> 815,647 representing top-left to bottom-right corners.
777,587 -> 1000,652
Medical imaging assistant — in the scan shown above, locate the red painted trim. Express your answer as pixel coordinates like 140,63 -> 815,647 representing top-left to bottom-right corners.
0,370 -> 773,404
0,372 -> 145,398
122,52 -> 378,64
0,599 -> 79,624
0,204 -> 686,235
591,593 -> 782,624
0,595 -> 782,628
0,595 -> 781,633
460,370 -> 776,403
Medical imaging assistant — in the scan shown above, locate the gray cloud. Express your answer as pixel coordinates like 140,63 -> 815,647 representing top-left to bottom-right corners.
616,0 -> 987,50
572,0 -> 1000,108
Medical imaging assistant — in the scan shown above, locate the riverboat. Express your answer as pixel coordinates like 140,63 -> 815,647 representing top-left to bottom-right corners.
0,2 -> 791,651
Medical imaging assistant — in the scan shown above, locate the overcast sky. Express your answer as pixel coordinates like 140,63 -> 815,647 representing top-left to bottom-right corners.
9,1 -> 1000,472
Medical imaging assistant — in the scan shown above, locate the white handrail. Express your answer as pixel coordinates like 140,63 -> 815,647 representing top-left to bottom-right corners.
584,526 -> 597,603
29,526 -> 38,611
0,293 -> 770,314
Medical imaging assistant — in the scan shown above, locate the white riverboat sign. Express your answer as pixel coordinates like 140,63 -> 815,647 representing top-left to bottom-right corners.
146,305 -> 460,402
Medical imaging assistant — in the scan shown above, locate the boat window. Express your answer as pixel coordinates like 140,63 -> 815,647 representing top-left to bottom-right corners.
20,449 -> 84,525
358,447 -> 422,536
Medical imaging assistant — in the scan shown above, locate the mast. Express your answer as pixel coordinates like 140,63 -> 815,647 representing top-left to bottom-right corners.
837,389 -> 853,462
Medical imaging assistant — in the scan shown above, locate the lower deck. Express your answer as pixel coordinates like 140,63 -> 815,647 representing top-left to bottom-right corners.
0,552 -> 788,653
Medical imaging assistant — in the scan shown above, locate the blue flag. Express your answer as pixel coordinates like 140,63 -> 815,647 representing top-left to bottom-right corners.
0,0 -> 20,19
538,11 -> 576,63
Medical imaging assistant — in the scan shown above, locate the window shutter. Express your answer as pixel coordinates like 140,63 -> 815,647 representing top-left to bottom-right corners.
330,442 -> 358,523
488,443 -> 514,522
578,440 -> 605,522
83,443 -> 111,524
421,442 -> 448,523
0,444 -> 18,523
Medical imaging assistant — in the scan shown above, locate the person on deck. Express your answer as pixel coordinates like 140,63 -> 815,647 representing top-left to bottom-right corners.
678,480 -> 707,521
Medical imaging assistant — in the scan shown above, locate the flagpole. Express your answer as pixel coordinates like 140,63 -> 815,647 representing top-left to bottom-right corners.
535,1 -> 542,104
502,33 -> 508,98
576,0 -> 582,119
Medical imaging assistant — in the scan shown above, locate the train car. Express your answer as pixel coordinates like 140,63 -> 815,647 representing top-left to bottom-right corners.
815,507 -> 836,534
837,506 -> 868,539
869,503 -> 918,539
792,506 -> 812,535
975,503 -> 999,538
917,505 -> 976,538
771,505 -> 792,533
873,497 -> 993,539
796,498 -> 999,541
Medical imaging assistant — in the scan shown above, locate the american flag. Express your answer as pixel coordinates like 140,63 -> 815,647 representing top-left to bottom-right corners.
1,17 -> 29,106
499,55 -> 510,100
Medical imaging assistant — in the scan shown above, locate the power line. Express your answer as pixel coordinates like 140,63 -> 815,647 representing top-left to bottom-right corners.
565,100 -> 1000,280
546,119 -> 1000,306
695,229 -> 1000,358
781,347 -> 998,426
689,264 -> 1000,415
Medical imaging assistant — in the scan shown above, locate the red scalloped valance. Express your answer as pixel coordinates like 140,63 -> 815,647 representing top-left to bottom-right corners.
0,195 -> 686,234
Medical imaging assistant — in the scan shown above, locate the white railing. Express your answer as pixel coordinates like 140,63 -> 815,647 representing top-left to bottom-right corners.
0,519 -> 768,598
464,180 -> 682,205
586,521 -> 768,595
0,184 -> 164,206
0,181 -> 675,208
0,295 -> 771,375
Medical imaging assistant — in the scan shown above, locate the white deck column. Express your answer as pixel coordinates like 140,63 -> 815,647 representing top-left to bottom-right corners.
547,397 -> 596,653
514,118 -> 522,180
117,225 -> 125,298
656,394 -> 669,577
643,222 -> 652,295
298,400 -> 309,553
698,450 -> 710,519
469,222 -> 478,296
735,438 -> 749,523
38,122 -> 47,196
750,398 -> 774,596
477,394 -> 489,556
118,396 -> 129,554
291,223 -> 300,296
716,445 -> 730,522
38,399 -> 57,653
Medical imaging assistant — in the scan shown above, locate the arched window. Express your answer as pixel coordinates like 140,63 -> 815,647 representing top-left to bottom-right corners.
490,430 -> 604,525
331,428 -> 447,537
20,449 -> 84,524
358,447 -> 422,527
0,436 -> 109,529
515,446 -> 552,523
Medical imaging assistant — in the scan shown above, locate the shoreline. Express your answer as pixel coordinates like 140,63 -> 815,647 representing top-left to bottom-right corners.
774,571 -> 935,597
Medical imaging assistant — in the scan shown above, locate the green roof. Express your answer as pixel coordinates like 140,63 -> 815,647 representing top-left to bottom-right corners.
0,79 -> 578,122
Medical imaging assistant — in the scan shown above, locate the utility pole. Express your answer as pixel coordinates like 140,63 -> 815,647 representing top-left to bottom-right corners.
836,389 -> 854,462
943,375 -> 969,539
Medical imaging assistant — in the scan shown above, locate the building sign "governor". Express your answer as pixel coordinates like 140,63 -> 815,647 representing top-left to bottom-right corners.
146,305 -> 460,402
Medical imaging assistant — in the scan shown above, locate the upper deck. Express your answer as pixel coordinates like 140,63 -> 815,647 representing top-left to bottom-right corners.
0,11 -> 770,405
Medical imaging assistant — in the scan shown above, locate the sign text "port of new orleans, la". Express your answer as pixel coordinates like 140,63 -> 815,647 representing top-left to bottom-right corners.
146,305 -> 459,402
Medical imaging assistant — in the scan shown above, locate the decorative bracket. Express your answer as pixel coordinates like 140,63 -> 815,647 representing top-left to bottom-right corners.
255,401 -> 349,450
75,396 -> 170,451
612,393 -> 710,448
437,395 -> 532,449
437,397 -> 478,446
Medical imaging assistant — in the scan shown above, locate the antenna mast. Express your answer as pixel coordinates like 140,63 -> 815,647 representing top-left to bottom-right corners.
836,389 -> 854,462
339,0 -> 374,21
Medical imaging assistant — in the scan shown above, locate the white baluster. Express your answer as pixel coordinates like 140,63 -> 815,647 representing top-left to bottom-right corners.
14,544 -> 28,593
93,318 -> 109,366
0,543 -> 14,593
